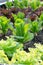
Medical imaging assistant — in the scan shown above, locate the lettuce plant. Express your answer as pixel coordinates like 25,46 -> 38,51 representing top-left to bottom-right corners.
39,13 -> 43,29
40,61 -> 43,65
14,19 -> 34,43
11,50 -> 40,65
0,50 -> 9,64
13,0 -> 29,9
17,12 -> 25,19
30,21 -> 42,36
0,16 -> 11,35
12,12 -> 25,21
29,0 -> 40,10
11,43 -> 43,65
0,37 -> 23,60
0,43 -> 43,64
6,0 -> 12,9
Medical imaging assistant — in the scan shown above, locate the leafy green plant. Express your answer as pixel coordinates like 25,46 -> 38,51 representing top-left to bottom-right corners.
0,16 -> 10,35
6,0 -> 12,9
13,0 -> 18,8
29,0 -> 40,10
13,0 -> 29,9
39,13 -> 43,28
11,43 -> 43,65
14,19 -> 34,43
40,61 -> 43,65
12,12 -> 25,22
30,21 -> 42,36
0,43 -> 43,64
17,12 -> 25,19
0,37 -> 23,60
0,50 -> 9,64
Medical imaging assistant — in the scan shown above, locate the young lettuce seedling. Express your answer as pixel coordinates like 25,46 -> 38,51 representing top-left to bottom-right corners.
14,19 -> 34,43
0,16 -> 10,35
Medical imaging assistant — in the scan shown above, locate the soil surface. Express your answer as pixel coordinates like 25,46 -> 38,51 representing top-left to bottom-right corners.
0,29 -> 12,40
24,29 -> 43,52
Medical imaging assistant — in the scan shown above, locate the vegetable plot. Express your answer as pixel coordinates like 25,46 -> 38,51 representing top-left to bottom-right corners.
0,0 -> 43,64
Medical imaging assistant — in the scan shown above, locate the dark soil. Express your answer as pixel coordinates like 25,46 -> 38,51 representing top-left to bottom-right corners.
0,29 -> 12,40
41,0 -> 43,1
0,4 -> 6,9
24,29 -> 43,52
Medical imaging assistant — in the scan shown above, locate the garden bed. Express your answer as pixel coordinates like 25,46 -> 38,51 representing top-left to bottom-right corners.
0,0 -> 43,65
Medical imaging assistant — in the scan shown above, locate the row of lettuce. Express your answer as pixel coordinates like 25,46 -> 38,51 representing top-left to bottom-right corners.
0,0 -> 43,64
6,0 -> 43,10
0,11 -> 43,64
0,37 -> 43,64
0,11 -> 43,43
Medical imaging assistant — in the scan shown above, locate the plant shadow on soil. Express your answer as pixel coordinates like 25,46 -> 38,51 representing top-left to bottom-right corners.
0,29 -> 12,40
24,29 -> 43,52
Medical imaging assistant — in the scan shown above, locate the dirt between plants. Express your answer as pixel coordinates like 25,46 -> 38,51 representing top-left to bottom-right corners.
24,29 -> 43,52
0,29 -> 12,40
0,5 -> 43,52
